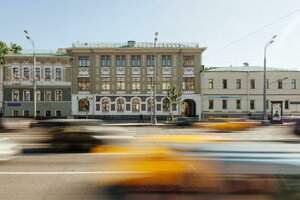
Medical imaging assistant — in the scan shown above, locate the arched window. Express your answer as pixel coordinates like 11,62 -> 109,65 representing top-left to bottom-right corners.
163,98 -> 171,112
12,90 -> 19,101
23,68 -> 30,80
45,68 -> 51,81
132,98 -> 140,112
44,90 -> 51,101
55,90 -> 62,101
23,90 -> 30,101
79,98 -> 89,111
117,98 -> 125,112
12,67 -> 19,81
102,98 -> 110,112
36,90 -> 41,101
147,98 -> 153,112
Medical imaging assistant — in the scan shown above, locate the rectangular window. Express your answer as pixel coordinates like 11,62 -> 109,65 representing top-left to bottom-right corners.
36,68 -> 41,81
116,77 -> 125,90
250,100 -> 255,110
250,79 -> 255,89
183,77 -> 195,91
36,110 -> 40,117
116,55 -> 126,67
45,110 -> 51,117
285,100 -> 289,109
183,56 -> 195,67
278,80 -> 283,89
13,110 -> 19,117
55,68 -> 62,81
101,77 -> 110,91
222,99 -> 227,109
56,110 -> 62,117
44,90 -> 51,101
122,56 -> 126,67
106,56 -> 110,67
101,56 -> 106,67
137,56 -> 141,67
236,79 -> 241,89
36,90 -> 41,102
147,55 -> 155,67
24,110 -> 29,117
12,90 -> 19,101
116,56 -> 121,67
292,79 -> 296,89
209,99 -> 214,109
236,99 -> 241,109
131,55 -> 136,67
78,77 -> 90,91
147,77 -> 154,91
167,55 -> 171,67
266,79 -> 269,89
55,90 -> 62,101
45,68 -> 51,81
162,77 -> 171,91
23,90 -> 30,101
208,79 -> 214,89
162,55 -> 166,67
223,79 -> 227,89
132,77 -> 141,90
78,56 -> 89,67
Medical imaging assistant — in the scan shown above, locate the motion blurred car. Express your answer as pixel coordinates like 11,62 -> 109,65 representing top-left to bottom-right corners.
30,119 -> 132,152
0,138 -> 21,161
193,117 -> 260,131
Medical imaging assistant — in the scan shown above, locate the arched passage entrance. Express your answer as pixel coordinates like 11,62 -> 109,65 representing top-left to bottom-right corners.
181,99 -> 196,117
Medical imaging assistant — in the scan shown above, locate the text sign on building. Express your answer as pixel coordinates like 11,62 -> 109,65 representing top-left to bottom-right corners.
7,102 -> 21,106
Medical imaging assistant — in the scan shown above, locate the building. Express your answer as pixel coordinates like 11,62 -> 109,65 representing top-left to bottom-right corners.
68,41 -> 206,120
2,52 -> 72,118
201,66 -> 300,119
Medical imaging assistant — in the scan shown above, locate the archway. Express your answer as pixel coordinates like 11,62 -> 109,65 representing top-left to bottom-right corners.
181,99 -> 196,117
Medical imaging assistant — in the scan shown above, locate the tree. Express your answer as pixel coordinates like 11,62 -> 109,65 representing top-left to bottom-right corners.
163,85 -> 182,121
0,41 -> 22,64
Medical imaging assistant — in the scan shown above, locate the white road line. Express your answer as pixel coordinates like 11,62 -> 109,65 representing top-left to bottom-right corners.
0,171 -> 149,175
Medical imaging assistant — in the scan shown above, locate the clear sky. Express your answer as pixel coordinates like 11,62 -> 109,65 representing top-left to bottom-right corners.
1,0 -> 300,69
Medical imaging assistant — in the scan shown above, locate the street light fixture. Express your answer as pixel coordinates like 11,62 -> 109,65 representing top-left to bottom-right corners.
24,30 -> 37,118
263,35 -> 277,121
152,32 -> 158,125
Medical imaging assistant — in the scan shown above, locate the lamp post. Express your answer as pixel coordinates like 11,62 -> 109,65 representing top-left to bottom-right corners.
263,35 -> 277,121
152,32 -> 158,125
24,30 -> 37,118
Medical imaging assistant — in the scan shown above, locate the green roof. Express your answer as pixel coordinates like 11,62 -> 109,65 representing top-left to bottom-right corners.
205,66 -> 299,72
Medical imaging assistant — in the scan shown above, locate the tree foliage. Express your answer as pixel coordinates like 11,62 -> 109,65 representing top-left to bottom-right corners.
163,84 -> 182,121
0,41 -> 23,64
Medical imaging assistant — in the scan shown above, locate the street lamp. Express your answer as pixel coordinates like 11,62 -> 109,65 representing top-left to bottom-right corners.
24,30 -> 37,118
263,35 -> 277,121
152,32 -> 158,125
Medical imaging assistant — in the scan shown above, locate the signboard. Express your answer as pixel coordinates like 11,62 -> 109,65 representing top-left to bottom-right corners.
7,102 -> 21,106
271,101 -> 283,124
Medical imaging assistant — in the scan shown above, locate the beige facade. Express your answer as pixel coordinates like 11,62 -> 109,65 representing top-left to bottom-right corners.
68,41 -> 206,120
201,67 -> 300,119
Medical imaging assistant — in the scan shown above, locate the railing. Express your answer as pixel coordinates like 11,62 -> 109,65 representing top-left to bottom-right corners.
71,42 -> 200,48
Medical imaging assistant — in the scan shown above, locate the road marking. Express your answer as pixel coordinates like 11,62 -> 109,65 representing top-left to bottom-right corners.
0,171 -> 150,175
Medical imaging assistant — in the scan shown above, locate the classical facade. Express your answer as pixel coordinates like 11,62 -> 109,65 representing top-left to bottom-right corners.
68,41 -> 206,120
2,53 -> 72,118
201,66 -> 300,119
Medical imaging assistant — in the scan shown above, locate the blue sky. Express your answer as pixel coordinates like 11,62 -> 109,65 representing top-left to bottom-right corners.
1,0 -> 300,69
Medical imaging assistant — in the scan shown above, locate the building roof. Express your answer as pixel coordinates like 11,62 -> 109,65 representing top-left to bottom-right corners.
205,66 -> 299,72
1,53 -> 72,58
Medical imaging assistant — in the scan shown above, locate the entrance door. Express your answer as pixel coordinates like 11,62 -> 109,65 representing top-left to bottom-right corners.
181,99 -> 196,117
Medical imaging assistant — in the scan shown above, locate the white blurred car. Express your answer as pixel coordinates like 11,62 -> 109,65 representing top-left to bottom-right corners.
0,138 -> 21,161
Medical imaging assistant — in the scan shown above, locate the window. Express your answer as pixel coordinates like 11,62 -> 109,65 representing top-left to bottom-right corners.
45,110 -> 51,117
55,90 -> 62,101
147,55 -> 154,67
117,98 -> 125,112
101,56 -> 110,67
163,98 -> 170,112
223,79 -> 227,89
222,99 -> 227,109
78,98 -> 89,111
167,55 -> 171,67
116,55 -> 126,67
36,110 -> 40,117
147,98 -> 153,112
12,90 -> 19,101
78,77 -> 90,91
250,79 -> 255,89
266,79 -> 269,89
183,77 -> 195,91
132,98 -> 140,112
78,56 -> 89,67
147,77 -> 154,91
285,100 -> 289,109
23,68 -> 30,81
292,79 -> 296,89
55,68 -> 62,81
36,68 -> 41,81
162,55 -> 166,67
250,100 -> 255,110
24,110 -> 29,117
131,55 -> 136,67
116,77 -> 125,90
208,79 -> 214,89
131,56 -> 140,67
209,99 -> 214,109
236,99 -> 241,109
132,77 -> 141,91
162,77 -> 171,91
236,79 -> 241,89
56,110 -> 62,117
278,80 -> 283,89
102,98 -> 110,112
44,90 -> 51,101
183,56 -> 194,67
23,90 -> 30,101
45,68 -> 51,81
36,90 -> 41,101
13,67 -> 19,81
101,77 -> 110,91
266,100 -> 269,109
13,110 -> 19,117
137,56 -> 141,67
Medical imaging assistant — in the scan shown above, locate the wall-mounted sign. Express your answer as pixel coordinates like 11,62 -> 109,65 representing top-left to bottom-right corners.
7,102 -> 21,106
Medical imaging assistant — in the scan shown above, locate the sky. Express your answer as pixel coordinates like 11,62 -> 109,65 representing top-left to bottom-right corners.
1,0 -> 300,69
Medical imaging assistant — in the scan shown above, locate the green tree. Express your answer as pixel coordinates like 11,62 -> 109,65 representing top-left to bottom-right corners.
0,41 -> 22,64
163,85 -> 182,121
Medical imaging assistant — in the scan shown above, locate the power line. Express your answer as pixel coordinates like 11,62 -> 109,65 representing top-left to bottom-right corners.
206,7 -> 300,57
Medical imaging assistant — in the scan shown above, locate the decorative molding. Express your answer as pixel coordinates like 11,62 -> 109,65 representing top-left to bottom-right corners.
78,67 -> 89,77
162,67 -> 171,75
183,67 -> 194,76
116,67 -> 125,75
101,67 -> 110,75
147,67 -> 154,75
132,67 -> 140,75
